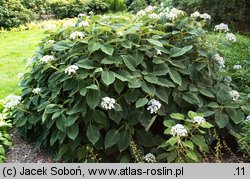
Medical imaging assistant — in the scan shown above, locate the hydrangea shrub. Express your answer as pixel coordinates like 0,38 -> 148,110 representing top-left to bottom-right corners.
13,6 -> 250,162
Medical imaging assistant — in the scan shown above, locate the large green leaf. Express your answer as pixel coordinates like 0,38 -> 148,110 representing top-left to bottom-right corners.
56,118 -> 66,132
170,45 -> 193,57
215,112 -> 229,128
88,41 -> 101,52
86,89 -> 101,109
86,124 -> 100,145
105,129 -> 120,149
169,70 -> 182,85
183,92 -> 200,105
155,87 -> 171,104
93,110 -> 108,129
53,41 -> 72,51
144,74 -> 158,84
121,55 -> 137,71
77,59 -> 94,69
147,39 -> 163,47
118,131 -> 130,152
67,123 -> 79,140
101,71 -> 115,86
100,44 -> 114,55
226,109 -> 244,124
136,98 -> 148,108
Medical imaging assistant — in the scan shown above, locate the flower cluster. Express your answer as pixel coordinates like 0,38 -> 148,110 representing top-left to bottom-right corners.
147,99 -> 161,114
193,116 -> 206,125
40,55 -> 54,63
226,33 -> 237,42
149,13 -> 160,19
78,21 -> 89,27
200,13 -> 211,20
26,58 -> 33,67
70,31 -> 85,40
46,40 -> 55,45
65,65 -> 79,75
17,73 -> 24,79
32,88 -> 41,94
246,115 -> 250,121
116,31 -> 123,37
0,113 -> 8,121
233,64 -> 242,70
143,153 -> 156,163
170,124 -> 188,137
214,54 -> 225,68
101,97 -> 116,110
191,11 -> 211,20
43,23 -> 56,30
145,5 -> 156,12
63,20 -> 75,27
229,90 -> 240,101
166,8 -> 184,21
3,94 -> 21,109
214,23 -> 229,32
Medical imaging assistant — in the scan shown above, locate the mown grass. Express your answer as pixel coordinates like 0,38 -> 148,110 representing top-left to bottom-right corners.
0,30 -> 46,99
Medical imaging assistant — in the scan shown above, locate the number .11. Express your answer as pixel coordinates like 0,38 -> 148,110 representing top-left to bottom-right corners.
236,167 -> 245,176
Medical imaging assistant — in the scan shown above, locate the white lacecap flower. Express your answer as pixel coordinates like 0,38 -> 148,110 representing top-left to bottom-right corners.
43,23 -> 56,30
229,90 -> 240,101
70,31 -> 85,40
116,31 -> 123,37
32,88 -> 41,94
226,33 -> 237,42
200,13 -> 211,20
46,40 -> 55,45
0,113 -> 7,120
166,8 -> 184,21
214,54 -> 225,68
65,64 -> 79,75
78,13 -> 87,17
147,99 -> 161,114
145,5 -> 156,12
233,64 -> 242,70
101,97 -> 116,110
246,115 -> 250,121
3,94 -> 21,109
63,20 -> 75,27
170,124 -> 188,137
156,50 -> 162,55
17,73 -> 24,79
214,23 -> 229,32
143,153 -> 156,163
40,55 -> 54,63
137,10 -> 146,16
193,116 -> 206,125
78,21 -> 89,27
191,11 -> 201,18
149,13 -> 160,19
26,58 -> 33,67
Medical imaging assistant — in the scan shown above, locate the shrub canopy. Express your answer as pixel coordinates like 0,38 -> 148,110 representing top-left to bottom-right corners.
13,7 -> 250,162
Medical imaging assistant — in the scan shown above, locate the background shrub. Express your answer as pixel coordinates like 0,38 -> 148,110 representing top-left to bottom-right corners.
49,0 -> 109,19
0,0 -> 35,29
172,0 -> 250,32
13,7 -> 249,162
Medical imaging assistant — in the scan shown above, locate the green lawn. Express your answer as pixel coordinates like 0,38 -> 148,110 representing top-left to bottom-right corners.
0,30 -> 46,99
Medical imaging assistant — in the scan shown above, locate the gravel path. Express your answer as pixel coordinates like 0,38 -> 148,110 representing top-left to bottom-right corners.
6,129 -> 55,163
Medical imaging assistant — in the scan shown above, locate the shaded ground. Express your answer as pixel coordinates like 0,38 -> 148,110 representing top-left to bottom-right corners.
6,129 -> 55,163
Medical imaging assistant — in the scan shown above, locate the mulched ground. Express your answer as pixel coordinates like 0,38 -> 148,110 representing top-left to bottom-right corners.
5,129 -> 247,163
6,129 -> 55,163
